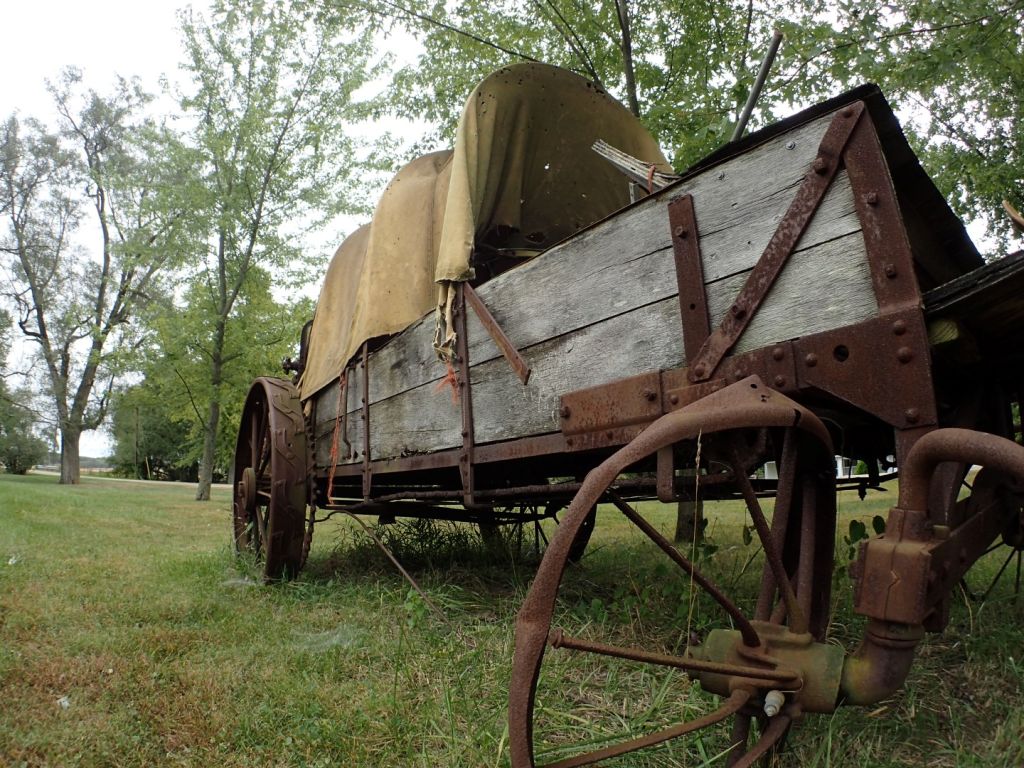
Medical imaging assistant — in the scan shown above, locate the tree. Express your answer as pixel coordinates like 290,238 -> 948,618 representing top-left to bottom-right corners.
177,0 -> 382,500
0,384 -> 48,475
777,0 -> 1024,246
0,73 -> 185,483
367,0 -> 789,167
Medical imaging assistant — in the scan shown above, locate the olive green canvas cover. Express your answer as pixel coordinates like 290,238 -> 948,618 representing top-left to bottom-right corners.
300,62 -> 671,400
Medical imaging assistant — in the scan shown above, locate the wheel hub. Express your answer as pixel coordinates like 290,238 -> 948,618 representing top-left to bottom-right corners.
238,466 -> 257,513
690,621 -> 845,715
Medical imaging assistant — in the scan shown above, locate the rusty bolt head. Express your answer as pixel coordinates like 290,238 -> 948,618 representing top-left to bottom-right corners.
559,405 -> 571,419
897,346 -> 913,364
892,319 -> 907,335
905,408 -> 920,424
461,429 -> 469,438
884,263 -> 898,279
730,304 -> 747,320
642,388 -> 658,402
773,375 -> 786,387
864,191 -> 879,206
813,157 -> 829,174
842,106 -> 854,118
693,364 -> 707,378
669,393 -> 680,405
605,431 -> 614,439
785,140 -> 796,150
804,353 -> 818,367
772,346 -> 785,361
674,225 -> 688,239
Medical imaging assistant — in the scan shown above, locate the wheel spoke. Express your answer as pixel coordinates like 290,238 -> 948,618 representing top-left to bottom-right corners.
732,454 -> 807,636
538,689 -> 751,768
549,630 -> 799,682
981,547 -> 1018,601
755,429 -> 798,621
726,714 -> 752,767
607,492 -> 760,647
729,712 -> 792,768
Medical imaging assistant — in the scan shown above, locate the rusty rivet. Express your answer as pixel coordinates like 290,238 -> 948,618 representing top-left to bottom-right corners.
773,375 -> 786,387
674,225 -> 688,239
642,388 -> 658,402
605,431 -> 614,439
772,346 -> 784,361
897,346 -> 913,364
566,438 -> 573,447
669,393 -> 680,405
864,191 -> 879,206
559,405 -> 571,419
804,353 -> 818,367
905,408 -> 920,424
892,319 -> 907,335
461,430 -> 469,438
884,263 -> 898,278
730,304 -> 746,319
842,106 -> 854,118
812,157 -> 828,174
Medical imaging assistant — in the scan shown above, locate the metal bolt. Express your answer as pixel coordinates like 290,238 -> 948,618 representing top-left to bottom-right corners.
717,171 -> 726,180
773,375 -> 786,387
804,353 -> 818,367
693,364 -> 707,378
642,388 -> 658,402
897,346 -> 913,364
669,394 -> 680,405
884,263 -> 898,278
559,405 -> 571,419
605,431 -> 614,439
905,408 -> 920,424
785,140 -> 796,150
730,304 -> 746,319
864,191 -> 879,206
674,225 -> 688,239
772,346 -> 785,361
461,430 -> 469,438
813,156 -> 828,174
892,319 -> 907,335
842,106 -> 854,118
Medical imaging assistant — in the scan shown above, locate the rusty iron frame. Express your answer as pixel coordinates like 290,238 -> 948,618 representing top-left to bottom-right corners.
455,283 -> 477,506
361,343 -> 371,500
668,193 -> 710,355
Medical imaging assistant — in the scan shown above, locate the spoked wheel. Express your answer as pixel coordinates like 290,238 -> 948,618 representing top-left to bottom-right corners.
232,377 -> 310,581
510,378 -> 842,768
479,504 -> 596,564
959,469 -> 1024,602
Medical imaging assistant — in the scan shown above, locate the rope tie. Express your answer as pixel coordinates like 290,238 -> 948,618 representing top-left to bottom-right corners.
434,360 -> 460,404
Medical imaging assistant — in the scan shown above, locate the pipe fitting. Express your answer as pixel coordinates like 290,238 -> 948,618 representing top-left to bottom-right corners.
840,620 -> 924,706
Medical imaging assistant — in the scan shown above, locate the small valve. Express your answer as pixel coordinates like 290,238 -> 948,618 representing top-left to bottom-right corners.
763,690 -> 785,717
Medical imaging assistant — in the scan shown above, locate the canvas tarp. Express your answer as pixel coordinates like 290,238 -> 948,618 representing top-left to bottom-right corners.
300,62 -> 671,400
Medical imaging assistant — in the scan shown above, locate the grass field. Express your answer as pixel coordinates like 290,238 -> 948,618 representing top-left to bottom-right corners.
1,472 -> 1022,767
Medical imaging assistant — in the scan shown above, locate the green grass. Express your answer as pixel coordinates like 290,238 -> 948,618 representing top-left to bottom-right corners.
0,473 -> 1022,767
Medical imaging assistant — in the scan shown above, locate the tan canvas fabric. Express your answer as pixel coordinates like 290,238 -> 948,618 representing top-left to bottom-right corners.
301,151 -> 454,398
300,62 -> 671,399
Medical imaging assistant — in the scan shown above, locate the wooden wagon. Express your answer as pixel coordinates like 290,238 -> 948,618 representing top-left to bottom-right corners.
232,80 -> 1024,767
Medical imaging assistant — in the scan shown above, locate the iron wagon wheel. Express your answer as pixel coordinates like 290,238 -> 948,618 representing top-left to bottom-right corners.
232,377 -> 310,581
509,378 -> 840,768
479,505 -> 596,563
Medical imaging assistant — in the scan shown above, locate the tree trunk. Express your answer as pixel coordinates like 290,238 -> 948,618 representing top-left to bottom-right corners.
674,498 -> 704,544
60,425 -> 81,485
195,398 -> 220,501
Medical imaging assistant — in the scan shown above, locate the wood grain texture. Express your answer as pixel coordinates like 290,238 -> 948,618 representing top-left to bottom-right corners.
311,108 -> 879,467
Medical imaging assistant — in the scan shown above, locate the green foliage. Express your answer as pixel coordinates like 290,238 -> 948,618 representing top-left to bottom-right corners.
0,385 -> 48,474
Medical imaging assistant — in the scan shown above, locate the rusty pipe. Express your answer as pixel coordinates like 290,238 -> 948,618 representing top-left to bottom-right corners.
839,620 -> 923,705
899,428 -> 1024,511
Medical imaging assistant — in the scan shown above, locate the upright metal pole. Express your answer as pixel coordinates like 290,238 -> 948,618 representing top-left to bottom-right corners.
731,29 -> 785,143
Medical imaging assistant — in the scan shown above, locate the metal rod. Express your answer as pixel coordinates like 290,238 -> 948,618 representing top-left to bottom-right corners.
550,630 -> 798,682
538,689 -> 751,768
755,429 -> 797,620
607,492 -> 761,647
731,29 -> 785,143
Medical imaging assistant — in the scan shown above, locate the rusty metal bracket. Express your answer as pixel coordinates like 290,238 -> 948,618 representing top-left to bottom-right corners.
689,102 -> 867,383
340,365 -> 351,460
455,284 -> 476,506
361,343 -> 371,500
463,282 -> 532,385
559,370 -> 663,436
667,194 -> 710,361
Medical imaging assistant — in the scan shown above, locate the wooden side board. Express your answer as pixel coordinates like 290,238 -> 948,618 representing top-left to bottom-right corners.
311,107 -> 879,469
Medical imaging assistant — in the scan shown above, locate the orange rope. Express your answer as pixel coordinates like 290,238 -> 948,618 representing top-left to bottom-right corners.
326,370 -> 347,501
434,360 -> 460,404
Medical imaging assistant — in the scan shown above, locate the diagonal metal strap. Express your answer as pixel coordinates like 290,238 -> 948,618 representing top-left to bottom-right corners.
689,101 -> 866,383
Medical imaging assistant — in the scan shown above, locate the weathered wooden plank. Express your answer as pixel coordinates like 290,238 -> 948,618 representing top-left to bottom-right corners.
363,124 -> 859,408
314,226 -> 874,466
